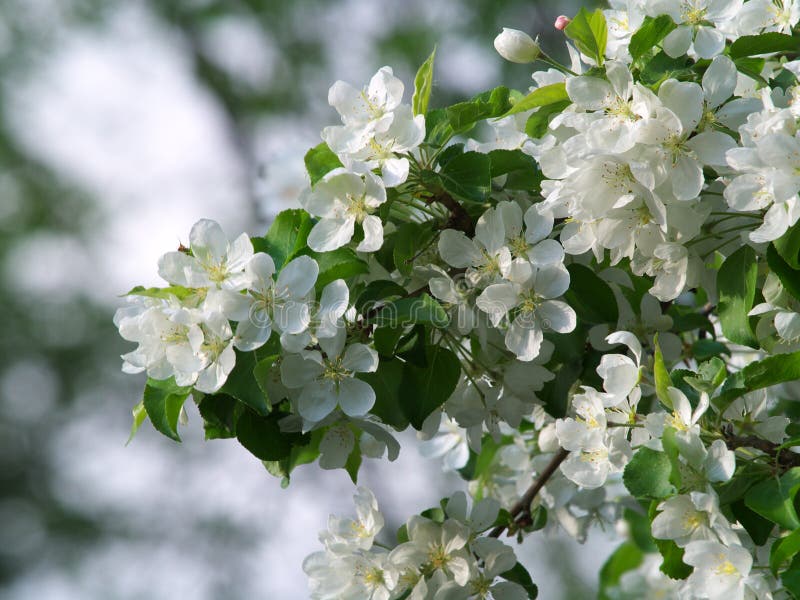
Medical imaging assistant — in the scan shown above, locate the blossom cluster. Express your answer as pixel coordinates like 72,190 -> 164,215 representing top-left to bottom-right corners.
304,487 -> 530,600
114,0 -> 800,597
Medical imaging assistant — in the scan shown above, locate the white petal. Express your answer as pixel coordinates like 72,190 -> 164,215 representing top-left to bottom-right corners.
277,255 -> 319,298
528,239 -> 565,266
534,265 -> 570,299
307,217 -> 356,252
505,318 -> 543,361
297,380 -> 338,422
438,229 -> 482,268
663,25 -> 692,58
190,219 -> 228,263
702,55 -> 737,109
537,300 -> 576,333
357,214 -> 384,252
337,377 -> 376,416
693,26 -> 725,59
342,343 -> 379,373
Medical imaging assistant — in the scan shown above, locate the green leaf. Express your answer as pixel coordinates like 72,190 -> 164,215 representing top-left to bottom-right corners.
629,15 -> 677,62
125,285 -> 196,301
499,562 -> 538,598
355,280 -> 409,313
236,409 -> 307,462
655,538 -> 692,579
730,32 -> 800,59
653,334 -> 672,410
301,247 -> 369,289
142,378 -> 192,442
623,448 -> 675,499
684,356 -> 727,394
691,339 -> 730,362
393,222 -> 436,276
564,7 -> 608,66
745,468 -> 800,530
487,149 -> 539,190
253,353 -> 280,403
717,245 -> 759,348
773,530 -> 800,575
412,47 -> 436,116
197,393 -> 239,440
344,437 -> 362,484
373,325 -> 405,356
775,221 -> 800,270
503,82 -> 569,117
438,150 -> 492,203
731,499 -> 774,547
369,294 -> 449,328
717,351 -> 800,407
400,345 -> 461,429
639,52 -> 690,86
563,263 -> 618,324
768,243 -> 800,301
126,401 -> 147,445
357,359 -> 408,430
263,430 -> 323,486
524,100 -> 571,139
304,142 -> 343,186
599,542 -> 644,600
254,209 -> 312,269
446,86 -> 512,132
219,350 -> 270,416
783,557 -> 800,597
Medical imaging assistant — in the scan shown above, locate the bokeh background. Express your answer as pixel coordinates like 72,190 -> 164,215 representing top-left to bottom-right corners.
0,1 -> 614,598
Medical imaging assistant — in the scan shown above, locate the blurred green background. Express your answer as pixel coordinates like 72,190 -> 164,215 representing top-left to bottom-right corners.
0,1 -> 609,598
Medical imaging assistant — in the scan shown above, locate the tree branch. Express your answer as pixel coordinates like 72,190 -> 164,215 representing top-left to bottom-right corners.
489,448 -> 570,538
427,190 -> 474,235
724,430 -> 800,470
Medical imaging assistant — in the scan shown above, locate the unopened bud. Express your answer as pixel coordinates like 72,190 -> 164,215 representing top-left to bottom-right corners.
554,15 -> 571,31
493,28 -> 541,64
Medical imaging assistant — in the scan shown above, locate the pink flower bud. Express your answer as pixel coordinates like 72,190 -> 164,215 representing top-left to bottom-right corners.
554,15 -> 571,31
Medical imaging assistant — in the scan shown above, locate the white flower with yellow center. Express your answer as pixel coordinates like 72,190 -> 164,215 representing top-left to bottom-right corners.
280,328 -> 379,422
158,219 -> 256,291
301,168 -> 387,252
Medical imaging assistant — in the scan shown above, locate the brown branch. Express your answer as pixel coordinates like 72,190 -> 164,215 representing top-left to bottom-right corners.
724,429 -> 800,470
427,191 -> 474,235
489,448 -> 570,538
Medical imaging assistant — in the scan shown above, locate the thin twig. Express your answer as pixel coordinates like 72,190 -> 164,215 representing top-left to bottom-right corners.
724,429 -> 800,470
489,448 -> 570,538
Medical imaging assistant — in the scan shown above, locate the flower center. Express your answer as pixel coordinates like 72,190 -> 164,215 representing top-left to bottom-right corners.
715,559 -> 739,576
681,4 -> 707,24
346,193 -> 371,222
428,544 -> 451,570
323,357 -> 350,383
509,235 -> 530,258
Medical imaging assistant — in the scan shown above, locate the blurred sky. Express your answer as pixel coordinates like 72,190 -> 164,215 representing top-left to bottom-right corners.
0,1 -> 613,598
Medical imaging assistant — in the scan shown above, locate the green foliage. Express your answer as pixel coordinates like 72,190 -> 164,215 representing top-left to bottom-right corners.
393,222 -> 436,275
563,264 -> 618,324
126,401 -> 147,445
487,149 -> 539,191
623,448 -> 675,499
437,151 -> 492,203
219,350 -> 271,416
125,285 -> 196,301
717,350 -> 800,407
197,393 -> 240,440
524,100 -> 570,139
499,562 -> 538,598
717,245 -> 759,348
729,33 -> 800,59
598,542 -> 644,599
367,294 -> 449,328
503,82 -> 569,117
565,7 -> 608,66
304,142 -> 343,186
653,334 -> 672,410
142,377 -> 193,442
745,468 -> 800,530
412,47 -> 436,116
768,242 -> 800,301
236,408 -> 309,462
628,15 -> 676,62
775,221 -> 800,270
357,359 -> 408,430
400,344 -> 461,429
253,208 -> 312,269
355,280 -> 408,313
303,246 -> 369,289
446,86 -> 512,132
